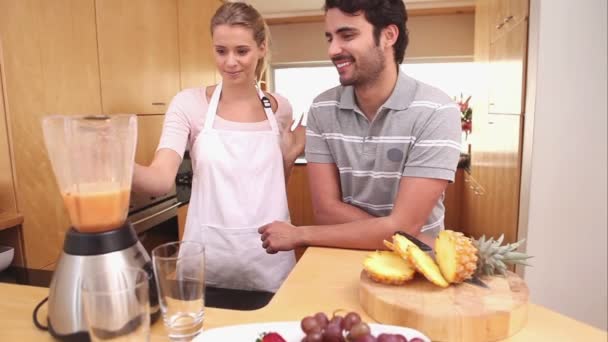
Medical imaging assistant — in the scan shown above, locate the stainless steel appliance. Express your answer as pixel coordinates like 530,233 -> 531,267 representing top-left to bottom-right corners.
40,115 -> 160,341
128,187 -> 180,255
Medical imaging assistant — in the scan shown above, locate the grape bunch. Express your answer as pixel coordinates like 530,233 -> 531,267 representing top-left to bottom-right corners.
299,311 -> 424,342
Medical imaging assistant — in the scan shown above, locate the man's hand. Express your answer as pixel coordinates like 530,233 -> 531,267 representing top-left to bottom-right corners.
258,221 -> 302,254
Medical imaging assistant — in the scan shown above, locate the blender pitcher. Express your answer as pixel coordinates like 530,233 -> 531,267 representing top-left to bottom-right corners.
42,114 -> 137,232
40,114 -> 160,342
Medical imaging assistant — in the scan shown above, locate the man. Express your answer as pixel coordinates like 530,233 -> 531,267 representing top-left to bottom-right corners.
259,0 -> 461,252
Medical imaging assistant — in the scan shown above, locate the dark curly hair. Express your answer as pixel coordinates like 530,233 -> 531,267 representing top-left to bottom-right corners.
324,0 -> 409,65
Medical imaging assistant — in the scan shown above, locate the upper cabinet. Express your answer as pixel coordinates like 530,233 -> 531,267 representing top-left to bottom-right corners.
0,0 -> 103,268
0,0 -> 219,268
490,0 -> 529,44
95,0 -> 181,114
488,21 -> 528,115
177,0 -> 220,89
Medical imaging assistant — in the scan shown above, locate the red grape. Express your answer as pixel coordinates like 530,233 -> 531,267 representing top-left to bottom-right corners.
348,322 -> 371,339
353,335 -> 377,342
303,331 -> 323,342
323,323 -> 345,342
301,316 -> 321,334
342,312 -> 362,331
329,315 -> 344,328
313,312 -> 329,329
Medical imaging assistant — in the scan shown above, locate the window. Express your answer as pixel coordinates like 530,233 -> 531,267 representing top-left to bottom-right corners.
272,65 -> 340,119
272,61 -> 478,151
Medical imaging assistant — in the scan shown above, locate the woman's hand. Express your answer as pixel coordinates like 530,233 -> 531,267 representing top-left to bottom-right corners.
280,124 -> 305,164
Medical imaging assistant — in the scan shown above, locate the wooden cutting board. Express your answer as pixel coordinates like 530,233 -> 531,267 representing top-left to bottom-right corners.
359,271 -> 529,342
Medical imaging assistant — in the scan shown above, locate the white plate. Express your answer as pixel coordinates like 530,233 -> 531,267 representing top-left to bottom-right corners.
194,321 -> 430,341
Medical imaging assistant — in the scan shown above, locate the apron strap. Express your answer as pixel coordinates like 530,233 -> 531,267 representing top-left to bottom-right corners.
203,82 -> 279,133
204,82 -> 223,131
256,87 -> 279,133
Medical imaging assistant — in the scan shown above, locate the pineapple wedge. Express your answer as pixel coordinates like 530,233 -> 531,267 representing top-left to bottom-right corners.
390,233 -> 449,288
364,251 -> 415,285
406,244 -> 449,288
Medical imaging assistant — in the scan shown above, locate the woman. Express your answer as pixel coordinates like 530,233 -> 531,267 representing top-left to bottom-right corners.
133,2 -> 305,292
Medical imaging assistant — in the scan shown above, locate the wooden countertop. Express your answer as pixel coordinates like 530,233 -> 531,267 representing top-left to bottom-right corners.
0,211 -> 23,231
0,247 -> 605,341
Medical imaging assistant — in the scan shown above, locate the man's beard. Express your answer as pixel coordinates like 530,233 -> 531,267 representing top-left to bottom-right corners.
338,46 -> 385,87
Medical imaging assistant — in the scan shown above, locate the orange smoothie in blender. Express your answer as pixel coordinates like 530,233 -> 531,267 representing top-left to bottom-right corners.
62,184 -> 131,233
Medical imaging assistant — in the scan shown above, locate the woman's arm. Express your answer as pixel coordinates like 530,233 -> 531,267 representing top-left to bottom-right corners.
132,149 -> 182,196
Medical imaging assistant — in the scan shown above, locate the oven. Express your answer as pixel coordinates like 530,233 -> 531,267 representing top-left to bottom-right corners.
128,187 -> 180,255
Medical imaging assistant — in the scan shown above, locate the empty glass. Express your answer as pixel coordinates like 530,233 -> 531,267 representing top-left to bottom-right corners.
81,267 -> 150,342
152,241 -> 205,341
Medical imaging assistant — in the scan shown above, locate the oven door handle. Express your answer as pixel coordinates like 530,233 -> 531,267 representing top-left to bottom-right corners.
131,202 -> 182,227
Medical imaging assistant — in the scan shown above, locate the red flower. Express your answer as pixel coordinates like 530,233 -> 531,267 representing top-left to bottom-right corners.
456,93 -> 473,134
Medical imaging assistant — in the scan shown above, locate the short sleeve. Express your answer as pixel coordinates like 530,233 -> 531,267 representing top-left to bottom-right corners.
156,91 -> 192,159
403,103 -> 462,182
304,107 -> 334,163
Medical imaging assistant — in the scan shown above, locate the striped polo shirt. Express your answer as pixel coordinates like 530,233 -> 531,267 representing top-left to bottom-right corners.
305,72 -> 461,236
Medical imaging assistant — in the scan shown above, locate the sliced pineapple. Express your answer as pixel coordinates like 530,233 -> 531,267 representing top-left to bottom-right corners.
390,234 -> 416,258
435,230 -> 478,283
406,244 -> 450,288
363,251 -> 415,285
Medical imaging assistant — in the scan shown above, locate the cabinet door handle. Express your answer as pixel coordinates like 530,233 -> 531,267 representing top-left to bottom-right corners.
504,15 -> 514,23
152,102 -> 166,106
496,22 -> 505,29
488,121 -> 495,125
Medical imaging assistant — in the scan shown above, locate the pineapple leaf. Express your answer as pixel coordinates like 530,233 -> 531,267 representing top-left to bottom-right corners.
495,234 -> 505,246
504,252 -> 532,261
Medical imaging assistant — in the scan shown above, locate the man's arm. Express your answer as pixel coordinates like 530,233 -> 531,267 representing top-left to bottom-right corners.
260,176 -> 447,252
307,162 -> 374,224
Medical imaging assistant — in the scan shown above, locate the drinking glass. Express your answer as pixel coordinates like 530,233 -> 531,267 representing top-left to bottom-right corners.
81,267 -> 150,342
152,241 -> 205,341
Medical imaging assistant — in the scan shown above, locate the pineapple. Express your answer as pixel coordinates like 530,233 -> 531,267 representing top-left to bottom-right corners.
435,230 -> 532,283
435,230 -> 478,283
363,251 -> 416,285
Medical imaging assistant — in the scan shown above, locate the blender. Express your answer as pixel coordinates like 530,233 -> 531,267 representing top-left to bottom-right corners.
40,114 -> 159,341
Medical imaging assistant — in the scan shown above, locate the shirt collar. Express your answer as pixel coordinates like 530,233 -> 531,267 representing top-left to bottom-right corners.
338,71 -> 418,111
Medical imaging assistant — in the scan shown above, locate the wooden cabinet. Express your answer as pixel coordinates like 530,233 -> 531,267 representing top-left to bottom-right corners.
0,57 -> 17,214
177,0 -> 220,89
443,169 -> 464,230
458,0 -> 529,244
461,114 -> 523,243
134,114 -> 165,166
178,204 -> 188,241
0,0 -> 218,269
0,0 -> 103,268
490,0 -> 529,43
286,165 -> 315,226
488,21 -> 528,115
95,0 -> 181,114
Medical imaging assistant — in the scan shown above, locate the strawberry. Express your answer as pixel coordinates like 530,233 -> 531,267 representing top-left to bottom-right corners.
256,332 -> 287,342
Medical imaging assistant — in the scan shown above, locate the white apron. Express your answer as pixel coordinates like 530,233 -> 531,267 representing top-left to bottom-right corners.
182,83 -> 296,292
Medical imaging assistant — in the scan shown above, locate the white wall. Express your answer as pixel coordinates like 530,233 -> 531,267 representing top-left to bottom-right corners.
520,0 -> 607,330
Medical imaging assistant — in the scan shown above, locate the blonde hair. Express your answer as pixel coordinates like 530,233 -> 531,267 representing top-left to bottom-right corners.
211,2 -> 271,81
